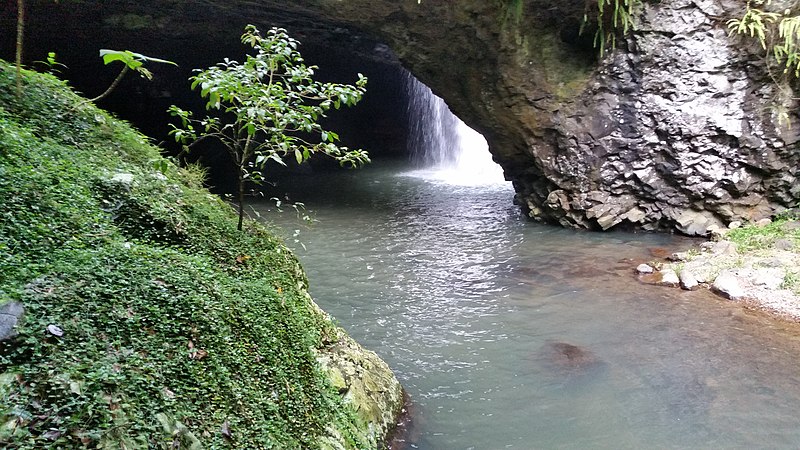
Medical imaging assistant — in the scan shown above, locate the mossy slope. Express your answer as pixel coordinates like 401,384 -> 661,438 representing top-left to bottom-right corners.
0,62 -> 381,449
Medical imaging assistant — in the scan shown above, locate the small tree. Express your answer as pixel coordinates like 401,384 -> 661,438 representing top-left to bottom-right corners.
169,25 -> 370,231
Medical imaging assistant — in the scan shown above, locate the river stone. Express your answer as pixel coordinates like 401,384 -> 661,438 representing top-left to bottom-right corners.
636,263 -> 655,274
679,270 -> 700,291
710,241 -> 737,256
751,268 -> 785,290
774,239 -> 794,251
110,172 -> 135,185
0,301 -> 24,342
668,252 -> 690,262
755,218 -> 773,227
712,270 -> 745,300
658,268 -> 680,287
781,220 -> 800,231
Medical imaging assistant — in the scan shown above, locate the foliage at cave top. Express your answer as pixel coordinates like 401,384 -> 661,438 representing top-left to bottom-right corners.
0,61 -> 367,448
169,25 -> 370,231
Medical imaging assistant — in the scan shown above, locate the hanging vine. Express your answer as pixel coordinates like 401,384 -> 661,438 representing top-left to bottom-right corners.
583,0 -> 640,57
727,0 -> 800,125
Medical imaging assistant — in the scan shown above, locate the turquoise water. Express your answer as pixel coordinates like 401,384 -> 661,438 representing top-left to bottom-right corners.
256,162 -> 800,449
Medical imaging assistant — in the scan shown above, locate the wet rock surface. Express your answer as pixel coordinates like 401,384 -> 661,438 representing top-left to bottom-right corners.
311,300 -> 404,449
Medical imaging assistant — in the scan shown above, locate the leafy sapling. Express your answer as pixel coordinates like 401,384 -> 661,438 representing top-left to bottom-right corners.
168,25 -> 370,231
86,50 -> 177,103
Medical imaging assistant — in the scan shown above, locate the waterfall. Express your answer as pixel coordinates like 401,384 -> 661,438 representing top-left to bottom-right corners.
403,71 -> 506,186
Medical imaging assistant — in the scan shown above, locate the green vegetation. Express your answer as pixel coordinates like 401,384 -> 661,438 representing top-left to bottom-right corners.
725,214 -> 800,293
727,0 -> 800,125
726,216 -> 800,252
0,61 -> 369,448
584,0 -> 639,57
169,26 -> 369,231
728,0 -> 800,77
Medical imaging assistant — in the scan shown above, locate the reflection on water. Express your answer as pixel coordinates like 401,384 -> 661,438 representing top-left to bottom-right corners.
256,162 -> 800,449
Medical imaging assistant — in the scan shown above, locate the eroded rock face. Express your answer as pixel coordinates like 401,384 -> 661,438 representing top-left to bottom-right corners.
10,0 -> 800,234
540,0 -> 800,234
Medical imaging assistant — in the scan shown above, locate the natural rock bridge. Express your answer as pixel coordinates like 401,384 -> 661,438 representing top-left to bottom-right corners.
8,0 -> 800,235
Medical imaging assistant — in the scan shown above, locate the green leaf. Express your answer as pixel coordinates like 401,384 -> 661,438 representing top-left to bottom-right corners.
295,149 -> 303,164
99,49 -> 135,66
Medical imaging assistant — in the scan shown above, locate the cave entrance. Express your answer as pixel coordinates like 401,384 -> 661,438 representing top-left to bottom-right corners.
403,70 -> 506,187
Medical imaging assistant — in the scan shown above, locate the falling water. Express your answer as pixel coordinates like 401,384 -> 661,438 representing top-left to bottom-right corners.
403,71 -> 506,186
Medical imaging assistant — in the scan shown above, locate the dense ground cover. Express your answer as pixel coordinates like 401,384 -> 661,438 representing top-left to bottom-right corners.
0,61 -> 368,448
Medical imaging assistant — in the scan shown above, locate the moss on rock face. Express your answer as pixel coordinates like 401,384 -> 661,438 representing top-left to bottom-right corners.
0,62 -> 401,449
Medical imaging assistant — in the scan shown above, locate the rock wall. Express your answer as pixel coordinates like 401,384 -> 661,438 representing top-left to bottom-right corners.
540,0 -> 800,234
10,0 -> 800,235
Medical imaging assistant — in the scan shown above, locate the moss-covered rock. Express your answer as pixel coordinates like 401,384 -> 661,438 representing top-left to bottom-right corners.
0,61 -> 401,449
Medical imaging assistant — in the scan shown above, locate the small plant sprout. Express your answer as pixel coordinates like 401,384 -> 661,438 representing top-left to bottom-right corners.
87,50 -> 177,104
34,52 -> 67,74
169,25 -> 370,231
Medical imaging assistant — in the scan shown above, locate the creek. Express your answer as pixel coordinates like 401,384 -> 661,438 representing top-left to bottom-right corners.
254,77 -> 800,449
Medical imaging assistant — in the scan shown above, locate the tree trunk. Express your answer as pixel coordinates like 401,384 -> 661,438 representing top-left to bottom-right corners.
15,0 -> 24,99
237,168 -> 245,231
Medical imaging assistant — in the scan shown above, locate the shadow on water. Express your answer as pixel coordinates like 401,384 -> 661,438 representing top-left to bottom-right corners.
257,162 -> 800,449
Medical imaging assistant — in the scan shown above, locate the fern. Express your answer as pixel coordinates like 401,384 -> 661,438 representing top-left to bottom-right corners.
775,15 -> 800,76
584,0 -> 640,57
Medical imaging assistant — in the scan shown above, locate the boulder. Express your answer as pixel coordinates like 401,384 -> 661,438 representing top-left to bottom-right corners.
712,270 -> 745,300
0,301 -> 24,342
658,268 -> 680,287
679,270 -> 700,291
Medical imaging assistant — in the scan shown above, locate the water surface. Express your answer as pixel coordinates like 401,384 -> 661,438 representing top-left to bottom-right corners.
256,162 -> 800,449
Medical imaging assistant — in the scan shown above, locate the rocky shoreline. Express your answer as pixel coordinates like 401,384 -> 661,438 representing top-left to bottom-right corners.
636,220 -> 800,322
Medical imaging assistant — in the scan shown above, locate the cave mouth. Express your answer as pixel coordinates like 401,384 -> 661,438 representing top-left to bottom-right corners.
402,70 -> 507,187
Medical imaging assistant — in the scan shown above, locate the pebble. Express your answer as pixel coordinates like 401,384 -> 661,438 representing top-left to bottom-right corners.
636,263 -> 654,274
710,240 -> 737,256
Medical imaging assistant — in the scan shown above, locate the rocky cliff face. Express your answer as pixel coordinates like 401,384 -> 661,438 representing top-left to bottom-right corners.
11,0 -> 800,235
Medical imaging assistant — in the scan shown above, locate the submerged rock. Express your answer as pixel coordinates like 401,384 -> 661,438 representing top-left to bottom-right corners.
538,341 -> 605,379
